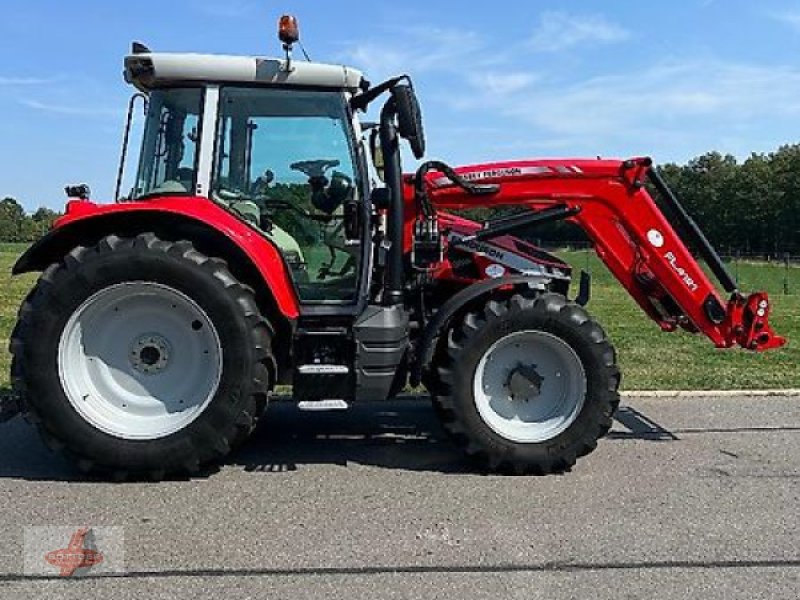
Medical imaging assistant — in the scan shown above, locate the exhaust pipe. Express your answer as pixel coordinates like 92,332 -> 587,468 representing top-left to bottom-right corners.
379,97 -> 405,307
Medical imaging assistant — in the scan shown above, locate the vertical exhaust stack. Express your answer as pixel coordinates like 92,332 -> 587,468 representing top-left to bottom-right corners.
379,96 -> 405,307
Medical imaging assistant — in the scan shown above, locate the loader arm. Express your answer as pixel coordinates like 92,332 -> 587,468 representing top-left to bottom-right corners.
415,157 -> 786,352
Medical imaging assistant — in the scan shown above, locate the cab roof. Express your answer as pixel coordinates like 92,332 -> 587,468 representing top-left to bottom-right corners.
124,51 -> 365,92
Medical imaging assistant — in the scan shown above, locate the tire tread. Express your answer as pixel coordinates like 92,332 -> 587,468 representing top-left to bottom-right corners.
10,233 -> 275,481
427,292 -> 621,475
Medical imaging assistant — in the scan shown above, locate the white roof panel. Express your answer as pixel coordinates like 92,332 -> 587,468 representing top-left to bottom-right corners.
125,52 -> 364,91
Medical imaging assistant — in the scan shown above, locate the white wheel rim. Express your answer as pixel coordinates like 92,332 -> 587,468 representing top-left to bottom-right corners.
473,330 -> 587,443
58,282 -> 223,440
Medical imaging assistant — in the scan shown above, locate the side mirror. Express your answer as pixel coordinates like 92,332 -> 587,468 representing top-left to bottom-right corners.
369,128 -> 386,182
392,84 -> 426,159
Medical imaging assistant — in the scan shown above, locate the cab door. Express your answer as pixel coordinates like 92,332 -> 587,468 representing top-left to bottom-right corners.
213,86 -> 369,307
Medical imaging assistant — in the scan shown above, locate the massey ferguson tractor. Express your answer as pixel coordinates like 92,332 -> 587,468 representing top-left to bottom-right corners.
4,17 -> 785,479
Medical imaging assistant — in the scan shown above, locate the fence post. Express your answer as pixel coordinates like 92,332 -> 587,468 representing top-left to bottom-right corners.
785,253 -> 791,296
735,251 -> 740,286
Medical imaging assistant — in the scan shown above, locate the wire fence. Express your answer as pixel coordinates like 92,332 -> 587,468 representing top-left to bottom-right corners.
542,241 -> 800,296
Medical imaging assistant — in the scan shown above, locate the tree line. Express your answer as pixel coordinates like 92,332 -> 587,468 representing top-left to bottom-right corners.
658,144 -> 800,256
1,143 -> 799,252
0,197 -> 61,243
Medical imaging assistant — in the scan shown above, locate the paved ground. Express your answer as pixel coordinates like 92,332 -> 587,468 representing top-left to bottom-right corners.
0,394 -> 797,599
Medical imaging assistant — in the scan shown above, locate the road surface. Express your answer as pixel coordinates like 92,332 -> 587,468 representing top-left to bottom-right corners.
0,394 -> 797,598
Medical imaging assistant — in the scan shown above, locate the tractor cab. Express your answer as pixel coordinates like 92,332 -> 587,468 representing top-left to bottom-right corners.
124,46 -> 372,305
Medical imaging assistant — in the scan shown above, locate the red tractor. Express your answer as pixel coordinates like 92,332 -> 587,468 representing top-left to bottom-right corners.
5,18 -> 785,479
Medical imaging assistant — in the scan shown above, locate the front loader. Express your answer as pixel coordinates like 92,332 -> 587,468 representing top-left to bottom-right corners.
4,16 -> 785,479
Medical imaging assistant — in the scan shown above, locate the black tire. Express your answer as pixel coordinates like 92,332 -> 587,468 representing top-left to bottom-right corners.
9,233 -> 274,480
426,292 -> 620,474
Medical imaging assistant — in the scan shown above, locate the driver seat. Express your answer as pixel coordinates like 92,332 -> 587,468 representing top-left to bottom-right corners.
213,194 -> 306,262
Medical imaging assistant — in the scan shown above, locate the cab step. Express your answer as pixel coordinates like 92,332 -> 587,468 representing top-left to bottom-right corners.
297,364 -> 350,375
298,399 -> 350,412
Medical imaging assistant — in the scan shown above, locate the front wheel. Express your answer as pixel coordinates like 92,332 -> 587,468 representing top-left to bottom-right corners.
10,234 -> 274,480
427,293 -> 620,474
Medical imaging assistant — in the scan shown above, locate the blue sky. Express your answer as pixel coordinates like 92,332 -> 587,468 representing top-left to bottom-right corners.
2,0 -> 800,210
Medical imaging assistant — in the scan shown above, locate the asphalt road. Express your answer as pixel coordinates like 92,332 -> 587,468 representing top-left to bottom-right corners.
0,394 -> 797,599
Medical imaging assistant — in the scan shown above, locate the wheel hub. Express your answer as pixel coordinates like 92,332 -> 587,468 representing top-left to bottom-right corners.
473,330 -> 587,443
130,334 -> 172,375
506,364 -> 544,402
58,282 -> 223,440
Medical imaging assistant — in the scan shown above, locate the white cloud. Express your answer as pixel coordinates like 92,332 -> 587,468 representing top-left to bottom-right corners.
20,99 -> 121,118
768,10 -> 800,31
340,27 -> 483,79
527,12 -> 631,52
523,62 -> 800,133
0,76 -> 55,86
442,59 -> 800,163
340,16 -> 626,82
196,0 -> 255,19
467,72 -> 538,97
339,16 -> 800,164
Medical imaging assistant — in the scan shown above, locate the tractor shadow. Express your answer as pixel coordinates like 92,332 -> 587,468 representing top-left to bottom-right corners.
607,406 -> 680,442
230,398 -> 681,474
0,396 -> 679,481
231,397 -> 469,474
0,413 -> 85,482
0,396 -> 469,481
0,386 -> 85,481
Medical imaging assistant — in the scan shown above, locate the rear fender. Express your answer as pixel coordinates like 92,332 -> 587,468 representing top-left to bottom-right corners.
14,197 -> 300,320
411,276 -> 550,387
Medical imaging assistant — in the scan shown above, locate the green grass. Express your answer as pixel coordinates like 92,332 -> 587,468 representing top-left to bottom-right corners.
556,250 -> 800,390
0,245 -> 797,392
0,244 -> 36,394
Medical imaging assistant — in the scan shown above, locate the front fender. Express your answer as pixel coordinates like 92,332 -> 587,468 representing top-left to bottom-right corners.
411,276 -> 550,387
14,197 -> 300,319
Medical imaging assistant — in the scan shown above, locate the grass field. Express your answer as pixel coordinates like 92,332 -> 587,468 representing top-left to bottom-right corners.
0,244 -> 36,396
556,250 -> 799,389
0,243 -> 797,392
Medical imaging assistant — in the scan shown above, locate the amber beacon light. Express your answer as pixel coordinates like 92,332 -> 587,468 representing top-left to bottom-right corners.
279,15 -> 300,46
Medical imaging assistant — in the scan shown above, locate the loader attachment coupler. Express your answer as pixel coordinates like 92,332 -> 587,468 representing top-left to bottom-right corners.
724,292 -> 786,351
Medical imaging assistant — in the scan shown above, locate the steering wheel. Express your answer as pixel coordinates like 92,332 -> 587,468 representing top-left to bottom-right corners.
290,159 -> 341,178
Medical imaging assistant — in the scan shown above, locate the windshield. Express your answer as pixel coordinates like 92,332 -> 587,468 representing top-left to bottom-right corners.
213,88 -> 358,196
132,88 -> 203,199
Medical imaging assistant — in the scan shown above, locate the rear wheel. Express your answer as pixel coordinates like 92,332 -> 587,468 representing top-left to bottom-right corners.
427,293 -> 620,474
10,234 -> 274,480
